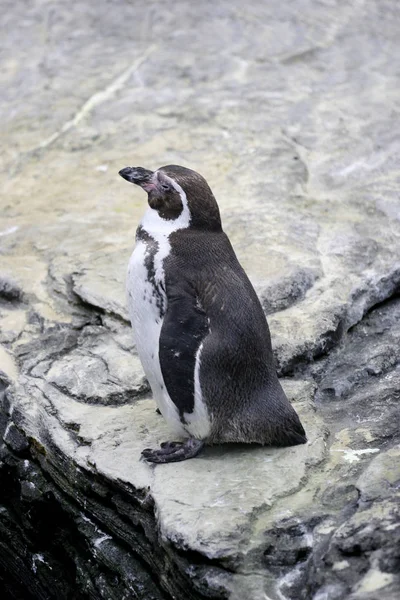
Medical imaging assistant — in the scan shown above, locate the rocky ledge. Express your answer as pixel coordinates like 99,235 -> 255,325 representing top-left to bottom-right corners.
1,296 -> 400,600
1,1 -> 400,599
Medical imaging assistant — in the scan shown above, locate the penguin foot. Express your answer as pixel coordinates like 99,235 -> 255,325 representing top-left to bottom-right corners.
141,438 -> 205,464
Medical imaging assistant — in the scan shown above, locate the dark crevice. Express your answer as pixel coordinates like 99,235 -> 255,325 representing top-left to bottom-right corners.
354,289 -> 400,322
277,316 -> 346,377
15,319 -> 100,374
0,277 -> 25,304
47,379 -> 149,407
70,290 -> 130,326
45,268 -> 105,323
27,425 -> 229,600
0,419 -> 217,600
283,286 -> 400,380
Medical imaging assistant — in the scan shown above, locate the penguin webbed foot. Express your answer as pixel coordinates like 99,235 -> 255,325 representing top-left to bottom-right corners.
141,438 -> 205,464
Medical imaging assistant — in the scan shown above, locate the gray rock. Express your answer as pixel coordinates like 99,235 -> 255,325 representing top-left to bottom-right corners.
45,325 -> 148,404
71,252 -> 131,322
1,0 -> 400,598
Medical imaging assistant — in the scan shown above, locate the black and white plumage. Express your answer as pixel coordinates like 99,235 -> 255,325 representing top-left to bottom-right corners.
119,165 -> 307,463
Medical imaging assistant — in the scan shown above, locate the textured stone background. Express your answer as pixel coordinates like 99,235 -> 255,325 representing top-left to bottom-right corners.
1,1 -> 400,599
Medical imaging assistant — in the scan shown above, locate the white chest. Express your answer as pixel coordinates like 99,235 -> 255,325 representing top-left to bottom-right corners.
126,233 -> 186,435
126,199 -> 211,441
126,238 -> 163,365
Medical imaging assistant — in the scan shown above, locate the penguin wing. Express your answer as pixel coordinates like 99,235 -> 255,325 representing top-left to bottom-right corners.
159,230 -> 273,420
159,277 -> 209,418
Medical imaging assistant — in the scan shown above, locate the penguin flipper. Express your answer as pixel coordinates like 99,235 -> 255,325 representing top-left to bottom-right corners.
159,280 -> 209,417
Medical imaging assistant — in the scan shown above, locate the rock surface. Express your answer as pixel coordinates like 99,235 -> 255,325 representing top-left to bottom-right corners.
1,0 -> 400,599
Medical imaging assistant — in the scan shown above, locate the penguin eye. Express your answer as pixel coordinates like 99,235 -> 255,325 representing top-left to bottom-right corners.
161,183 -> 170,192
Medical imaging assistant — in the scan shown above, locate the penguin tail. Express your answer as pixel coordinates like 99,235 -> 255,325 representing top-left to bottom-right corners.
276,428 -> 307,446
264,382 -> 308,447
273,417 -> 307,447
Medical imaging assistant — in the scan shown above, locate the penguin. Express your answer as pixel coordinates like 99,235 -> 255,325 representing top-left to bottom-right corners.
119,165 -> 307,463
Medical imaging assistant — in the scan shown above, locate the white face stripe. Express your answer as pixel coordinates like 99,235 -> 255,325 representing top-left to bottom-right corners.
140,171 -> 191,320
140,171 -> 191,235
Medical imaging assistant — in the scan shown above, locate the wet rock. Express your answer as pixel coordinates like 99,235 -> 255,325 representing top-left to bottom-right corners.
263,519 -> 316,567
263,299 -> 400,600
357,447 -> 400,504
2,0 -> 400,598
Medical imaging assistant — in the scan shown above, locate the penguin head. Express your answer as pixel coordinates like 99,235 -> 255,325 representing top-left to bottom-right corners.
119,165 -> 221,231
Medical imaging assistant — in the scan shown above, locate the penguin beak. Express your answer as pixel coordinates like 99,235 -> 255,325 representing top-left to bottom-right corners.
118,167 -> 154,188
